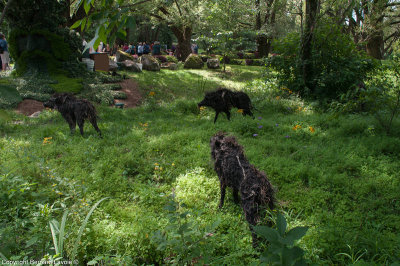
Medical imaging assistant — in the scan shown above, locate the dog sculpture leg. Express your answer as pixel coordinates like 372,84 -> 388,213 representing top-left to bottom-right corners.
63,114 -> 76,135
218,182 -> 226,208
77,118 -> 85,136
233,188 -> 240,204
214,111 -> 220,123
90,117 -> 102,137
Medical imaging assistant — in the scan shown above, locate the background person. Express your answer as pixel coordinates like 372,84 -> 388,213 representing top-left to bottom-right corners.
0,33 -> 10,71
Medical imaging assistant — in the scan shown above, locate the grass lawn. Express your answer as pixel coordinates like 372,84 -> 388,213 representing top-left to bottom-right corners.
0,65 -> 399,265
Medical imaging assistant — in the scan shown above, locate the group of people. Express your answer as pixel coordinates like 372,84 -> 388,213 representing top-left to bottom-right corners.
82,38 -> 200,60
121,41 -> 162,56
0,33 -> 10,71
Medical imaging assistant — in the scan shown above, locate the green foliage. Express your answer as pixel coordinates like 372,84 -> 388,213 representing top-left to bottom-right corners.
184,54 -> 204,69
14,75 -> 55,101
50,74 -> 83,94
0,82 -> 22,108
254,213 -> 309,265
1,65 -> 399,265
151,196 -> 221,265
269,23 -> 376,100
330,55 -> 400,135
363,58 -> 400,135
111,91 -> 127,100
5,0 -> 68,31
166,55 -> 179,63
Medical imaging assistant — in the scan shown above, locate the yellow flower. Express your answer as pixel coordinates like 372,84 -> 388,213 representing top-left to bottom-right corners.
309,126 -> 315,133
171,163 -> 175,166
276,96 -> 280,100
199,106 -> 206,111
292,125 -> 301,130
154,163 -> 159,166
149,91 -> 155,96
237,109 -> 244,113
42,137 -> 53,145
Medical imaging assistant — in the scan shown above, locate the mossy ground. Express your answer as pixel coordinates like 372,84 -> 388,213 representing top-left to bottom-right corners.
0,65 -> 399,265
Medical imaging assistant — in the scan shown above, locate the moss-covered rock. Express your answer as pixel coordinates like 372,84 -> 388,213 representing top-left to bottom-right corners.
140,55 -> 160,71
166,55 -> 178,63
120,60 -> 142,72
116,50 -> 136,62
207,58 -> 220,69
184,54 -> 204,69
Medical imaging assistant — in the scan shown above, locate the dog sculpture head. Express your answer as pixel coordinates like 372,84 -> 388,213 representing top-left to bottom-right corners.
43,93 -> 73,109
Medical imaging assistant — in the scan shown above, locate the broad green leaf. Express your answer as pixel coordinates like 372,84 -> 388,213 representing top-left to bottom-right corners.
126,16 -> 136,30
58,210 -> 68,258
87,260 -> 97,265
25,236 -> 38,248
84,0 -> 91,15
294,258 -> 308,266
283,226 -> 309,245
0,252 -> 8,261
71,197 -> 109,262
164,204 -> 176,212
282,246 -> 305,266
277,213 -> 287,237
81,17 -> 87,32
253,225 -> 279,242
70,19 -> 82,29
116,30 -> 127,40
49,220 -> 60,255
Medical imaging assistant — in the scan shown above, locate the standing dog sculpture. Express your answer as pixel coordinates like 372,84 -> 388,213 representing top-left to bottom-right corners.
198,88 -> 254,123
44,93 -> 102,137
210,132 -> 275,246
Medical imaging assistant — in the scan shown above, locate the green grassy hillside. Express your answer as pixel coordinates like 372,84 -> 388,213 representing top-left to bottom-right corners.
0,65 -> 399,265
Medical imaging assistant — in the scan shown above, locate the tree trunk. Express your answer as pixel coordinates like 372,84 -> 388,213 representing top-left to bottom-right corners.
366,30 -> 384,59
171,25 -> 192,61
4,0 -> 79,76
301,0 -> 318,94
255,0 -> 275,58
256,35 -> 268,57
0,0 -> 14,26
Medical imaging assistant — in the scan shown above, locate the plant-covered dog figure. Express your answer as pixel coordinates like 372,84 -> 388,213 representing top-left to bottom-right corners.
198,88 -> 254,123
44,93 -> 102,137
210,132 -> 274,246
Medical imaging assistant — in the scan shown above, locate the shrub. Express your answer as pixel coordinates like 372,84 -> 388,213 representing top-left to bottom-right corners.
244,53 -> 256,59
245,59 -> 253,66
230,59 -> 243,65
184,54 -> 204,69
0,82 -> 22,108
166,55 -> 178,63
154,55 -> 167,63
268,22 -> 377,100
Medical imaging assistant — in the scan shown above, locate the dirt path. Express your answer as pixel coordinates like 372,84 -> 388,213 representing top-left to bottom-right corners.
15,79 -> 142,116
114,79 -> 142,108
16,99 -> 45,116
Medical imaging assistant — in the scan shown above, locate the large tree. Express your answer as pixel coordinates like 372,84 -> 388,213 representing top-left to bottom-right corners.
0,0 -> 81,76
150,0 -> 207,61
323,0 -> 400,59
301,0 -> 319,93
